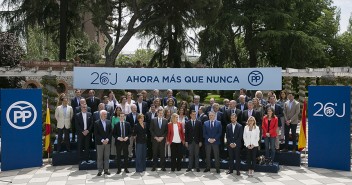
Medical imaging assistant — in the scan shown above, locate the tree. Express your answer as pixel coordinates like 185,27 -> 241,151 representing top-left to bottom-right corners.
140,0 -> 222,68
0,32 -> 24,88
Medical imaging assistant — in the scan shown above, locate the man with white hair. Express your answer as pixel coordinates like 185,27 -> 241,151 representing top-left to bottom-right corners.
94,110 -> 112,176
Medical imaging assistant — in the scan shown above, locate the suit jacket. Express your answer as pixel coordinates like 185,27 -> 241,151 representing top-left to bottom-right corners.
86,96 -> 100,113
283,100 -> 300,124
112,121 -> 131,145
135,101 -> 148,115
150,117 -> 168,141
126,112 -> 138,129
104,104 -> 114,119
167,122 -> 185,144
205,105 -> 213,114
71,97 -> 81,111
265,104 -> 284,126
262,116 -> 278,138
226,123 -> 243,147
75,112 -> 93,134
94,119 -> 112,145
203,120 -> 222,145
185,119 -> 203,144
224,108 -> 242,125
236,103 -> 248,112
133,122 -> 148,144
189,103 -> 203,111
241,109 -> 260,127
220,106 -> 229,113
55,105 -> 74,129
197,113 -> 208,125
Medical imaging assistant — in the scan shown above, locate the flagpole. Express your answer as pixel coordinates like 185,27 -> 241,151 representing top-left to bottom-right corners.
47,98 -> 51,164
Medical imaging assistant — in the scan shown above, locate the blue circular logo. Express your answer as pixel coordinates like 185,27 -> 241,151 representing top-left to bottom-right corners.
248,70 -> 264,86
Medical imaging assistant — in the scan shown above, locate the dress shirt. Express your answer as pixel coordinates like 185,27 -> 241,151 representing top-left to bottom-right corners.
63,106 -> 67,117
138,102 -> 143,113
82,112 -> 87,130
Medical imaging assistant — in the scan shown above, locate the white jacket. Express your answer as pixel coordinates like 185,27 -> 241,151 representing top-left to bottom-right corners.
55,105 -> 73,129
243,125 -> 260,147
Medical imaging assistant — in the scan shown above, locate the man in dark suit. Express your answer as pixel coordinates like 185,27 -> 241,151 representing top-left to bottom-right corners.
242,101 -> 260,128
86,90 -> 100,114
150,108 -> 168,171
93,103 -> 111,122
236,95 -> 248,112
148,89 -> 162,107
75,104 -> 93,164
145,104 -> 157,159
162,89 -> 178,107
71,89 -> 82,143
75,99 -> 92,113
189,95 -> 203,118
185,110 -> 203,172
135,93 -> 148,115
220,99 -> 230,113
126,104 -> 138,158
203,111 -> 222,173
103,96 -> 114,118
224,100 -> 242,125
197,106 -> 208,124
112,113 -> 131,174
94,110 -> 112,176
226,113 -> 243,175
205,98 -> 215,114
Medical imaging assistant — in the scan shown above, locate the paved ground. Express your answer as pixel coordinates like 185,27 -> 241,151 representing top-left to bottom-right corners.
0,162 -> 351,185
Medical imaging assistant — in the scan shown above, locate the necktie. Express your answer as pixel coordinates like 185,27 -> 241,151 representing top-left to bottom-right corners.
121,122 -> 125,138
91,97 -> 94,103
249,110 -> 252,117
192,121 -> 195,127
158,118 -> 162,129
211,121 -> 214,129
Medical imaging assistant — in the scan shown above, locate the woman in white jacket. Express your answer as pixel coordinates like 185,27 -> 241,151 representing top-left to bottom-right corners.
243,116 -> 260,176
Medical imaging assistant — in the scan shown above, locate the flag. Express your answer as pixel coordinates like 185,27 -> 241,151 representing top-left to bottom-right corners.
298,99 -> 307,151
45,99 -> 51,153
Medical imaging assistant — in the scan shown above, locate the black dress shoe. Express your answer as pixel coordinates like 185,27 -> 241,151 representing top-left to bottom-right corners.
196,168 -> 200,172
216,169 -> 220,173
236,171 -> 241,176
161,168 -> 166,171
125,169 -> 130,173
226,170 -> 233,174
97,172 -> 102,176
171,168 -> 175,172
104,171 -> 111,175
186,168 -> 191,172
204,168 -> 210,172
116,170 -> 121,174
177,168 -> 181,171
151,167 -> 156,171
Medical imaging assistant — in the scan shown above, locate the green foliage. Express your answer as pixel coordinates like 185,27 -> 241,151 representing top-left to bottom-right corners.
25,26 -> 101,62
0,31 -> 25,88
203,94 -> 224,105
116,49 -> 155,66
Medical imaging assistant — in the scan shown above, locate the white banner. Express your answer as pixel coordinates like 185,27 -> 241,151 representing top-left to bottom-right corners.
73,67 -> 282,90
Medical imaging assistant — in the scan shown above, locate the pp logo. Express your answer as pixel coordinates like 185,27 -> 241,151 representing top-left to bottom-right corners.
248,70 -> 264,86
6,101 -> 37,129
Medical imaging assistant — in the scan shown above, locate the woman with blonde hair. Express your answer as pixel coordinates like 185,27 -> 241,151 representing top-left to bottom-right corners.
167,113 -> 185,171
243,116 -> 260,176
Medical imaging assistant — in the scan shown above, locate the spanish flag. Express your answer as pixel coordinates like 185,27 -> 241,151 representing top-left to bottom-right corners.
45,99 -> 51,153
298,99 -> 307,151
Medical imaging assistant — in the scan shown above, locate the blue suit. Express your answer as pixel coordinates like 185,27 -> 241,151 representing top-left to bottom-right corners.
203,120 -> 222,170
203,120 -> 222,145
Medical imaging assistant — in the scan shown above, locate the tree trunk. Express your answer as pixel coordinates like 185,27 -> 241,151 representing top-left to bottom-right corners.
244,22 -> 258,67
59,0 -> 68,61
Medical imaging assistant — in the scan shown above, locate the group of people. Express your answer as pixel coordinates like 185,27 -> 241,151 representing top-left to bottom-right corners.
54,88 -> 300,176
